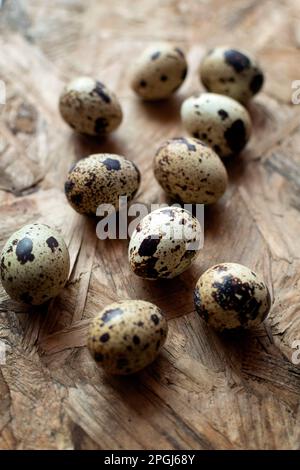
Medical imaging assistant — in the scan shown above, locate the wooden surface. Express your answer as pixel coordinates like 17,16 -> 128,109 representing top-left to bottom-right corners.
0,0 -> 300,450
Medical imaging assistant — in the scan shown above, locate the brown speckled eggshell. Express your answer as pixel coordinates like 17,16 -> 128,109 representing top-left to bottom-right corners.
154,137 -> 228,204
200,47 -> 264,104
194,262 -> 271,331
0,223 -> 70,305
59,76 -> 122,136
87,300 -> 168,375
129,206 -> 201,280
130,43 -> 188,100
65,153 -> 140,215
181,92 -> 252,158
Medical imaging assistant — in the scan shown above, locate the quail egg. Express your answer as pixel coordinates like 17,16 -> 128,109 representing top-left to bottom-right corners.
154,137 -> 228,204
65,153 -> 140,215
59,76 -> 123,136
181,92 -> 252,158
0,223 -> 70,305
129,206 -> 201,280
200,47 -> 264,104
88,300 -> 168,375
130,43 -> 188,100
194,262 -> 271,331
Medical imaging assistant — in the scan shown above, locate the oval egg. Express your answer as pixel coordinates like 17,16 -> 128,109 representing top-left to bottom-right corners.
200,47 -> 264,104
181,92 -> 252,158
88,300 -> 168,375
65,153 -> 140,215
59,76 -> 123,136
194,262 -> 271,331
129,206 -> 201,280
154,137 -> 228,204
0,223 -> 70,305
130,43 -> 188,100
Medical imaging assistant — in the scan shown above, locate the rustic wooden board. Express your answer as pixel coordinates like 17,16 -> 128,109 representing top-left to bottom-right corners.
0,0 -> 300,450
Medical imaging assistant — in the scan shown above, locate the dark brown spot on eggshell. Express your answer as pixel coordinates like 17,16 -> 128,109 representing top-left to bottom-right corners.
1,256 -> 7,273
218,109 -> 228,120
211,274 -> 261,321
94,81 -> 111,103
132,257 -> 159,279
224,49 -> 251,73
151,314 -> 159,325
16,237 -> 34,264
250,72 -> 264,93
224,119 -> 247,153
46,236 -> 59,253
102,158 -> 121,171
138,236 -> 160,257
133,335 -> 140,345
100,333 -> 110,343
151,51 -> 161,60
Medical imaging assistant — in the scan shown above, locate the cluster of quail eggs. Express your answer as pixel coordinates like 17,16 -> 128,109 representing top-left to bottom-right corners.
0,42 -> 272,377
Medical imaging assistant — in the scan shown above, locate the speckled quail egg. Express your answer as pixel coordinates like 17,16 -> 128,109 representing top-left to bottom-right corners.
59,76 -> 123,136
87,300 -> 168,375
65,153 -> 140,215
154,137 -> 228,204
129,206 -> 201,280
0,224 -> 70,305
130,43 -> 188,100
194,263 -> 271,331
181,92 -> 252,158
200,47 -> 264,104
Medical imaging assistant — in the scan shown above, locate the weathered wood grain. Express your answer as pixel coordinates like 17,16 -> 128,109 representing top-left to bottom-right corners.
0,0 -> 300,450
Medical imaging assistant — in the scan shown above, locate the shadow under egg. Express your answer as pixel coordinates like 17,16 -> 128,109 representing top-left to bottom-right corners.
71,132 -> 126,161
135,93 -> 184,125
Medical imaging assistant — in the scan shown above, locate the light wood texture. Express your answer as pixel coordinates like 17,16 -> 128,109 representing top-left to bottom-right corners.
0,0 -> 300,450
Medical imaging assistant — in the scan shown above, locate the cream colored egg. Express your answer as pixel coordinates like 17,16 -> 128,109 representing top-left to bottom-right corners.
128,206 -> 201,280
59,76 -> 122,136
0,224 -> 70,305
88,300 -> 168,375
154,137 -> 228,204
65,153 -> 140,215
194,263 -> 271,331
130,43 -> 188,100
200,47 -> 264,104
181,92 -> 252,158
